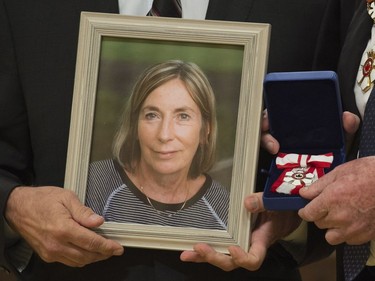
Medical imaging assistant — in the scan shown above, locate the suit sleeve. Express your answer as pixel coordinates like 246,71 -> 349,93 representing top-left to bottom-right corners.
313,0 -> 362,71
0,0 -> 34,274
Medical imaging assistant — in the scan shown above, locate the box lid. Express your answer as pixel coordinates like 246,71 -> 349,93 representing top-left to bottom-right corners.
264,71 -> 345,152
262,71 -> 346,210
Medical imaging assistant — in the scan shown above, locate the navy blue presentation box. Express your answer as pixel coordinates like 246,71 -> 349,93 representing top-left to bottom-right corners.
262,71 -> 346,210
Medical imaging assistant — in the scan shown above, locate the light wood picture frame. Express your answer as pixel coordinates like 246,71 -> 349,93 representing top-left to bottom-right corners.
64,12 -> 270,253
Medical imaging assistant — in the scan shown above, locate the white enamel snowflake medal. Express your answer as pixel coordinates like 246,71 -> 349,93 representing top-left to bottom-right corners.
283,168 -> 316,187
274,167 -> 317,195
358,50 -> 375,93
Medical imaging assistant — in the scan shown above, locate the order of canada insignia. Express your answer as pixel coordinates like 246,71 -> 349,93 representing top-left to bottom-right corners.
358,50 -> 375,93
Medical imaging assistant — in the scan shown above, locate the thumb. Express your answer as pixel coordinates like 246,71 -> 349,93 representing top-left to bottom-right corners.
298,177 -> 327,200
244,192 -> 265,213
342,111 -> 360,135
64,191 -> 104,228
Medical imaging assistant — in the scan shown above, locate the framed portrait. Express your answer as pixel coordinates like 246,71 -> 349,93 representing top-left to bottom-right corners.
64,12 -> 270,253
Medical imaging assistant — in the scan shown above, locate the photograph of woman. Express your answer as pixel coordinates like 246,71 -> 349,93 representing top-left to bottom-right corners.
85,60 -> 229,230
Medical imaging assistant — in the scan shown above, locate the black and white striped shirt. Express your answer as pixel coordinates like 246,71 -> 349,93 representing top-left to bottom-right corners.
86,159 -> 229,230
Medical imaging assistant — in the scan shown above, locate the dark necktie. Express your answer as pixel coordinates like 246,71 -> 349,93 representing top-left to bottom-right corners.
148,0 -> 182,17
343,87 -> 375,280
359,88 -> 375,157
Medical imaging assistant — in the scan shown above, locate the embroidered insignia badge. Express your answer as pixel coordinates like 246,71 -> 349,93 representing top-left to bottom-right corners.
358,50 -> 375,93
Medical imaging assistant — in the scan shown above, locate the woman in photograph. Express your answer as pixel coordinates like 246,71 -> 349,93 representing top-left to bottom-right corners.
85,60 -> 229,230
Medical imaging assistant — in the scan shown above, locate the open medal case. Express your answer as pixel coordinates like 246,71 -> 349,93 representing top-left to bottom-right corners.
262,71 -> 346,210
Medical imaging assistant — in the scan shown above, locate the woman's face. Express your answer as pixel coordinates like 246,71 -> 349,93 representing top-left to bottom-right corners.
138,78 -> 203,177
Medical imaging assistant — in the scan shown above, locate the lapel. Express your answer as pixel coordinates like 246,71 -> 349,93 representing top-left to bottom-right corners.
79,0 -> 119,14
338,2 -> 373,116
206,0 -> 255,21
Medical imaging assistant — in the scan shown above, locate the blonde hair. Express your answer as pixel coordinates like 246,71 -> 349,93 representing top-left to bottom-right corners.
113,60 -> 217,178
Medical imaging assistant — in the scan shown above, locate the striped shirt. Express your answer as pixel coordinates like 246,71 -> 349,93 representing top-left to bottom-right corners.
86,159 -> 229,230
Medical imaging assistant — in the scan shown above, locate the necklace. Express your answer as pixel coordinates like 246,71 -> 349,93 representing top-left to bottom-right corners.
139,185 -> 190,217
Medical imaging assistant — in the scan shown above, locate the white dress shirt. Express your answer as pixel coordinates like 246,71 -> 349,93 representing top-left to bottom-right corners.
118,0 -> 209,19
354,25 -> 375,119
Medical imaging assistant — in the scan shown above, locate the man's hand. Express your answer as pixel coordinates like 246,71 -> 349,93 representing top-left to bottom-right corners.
299,156 -> 375,245
342,110 -> 361,149
5,186 -> 124,267
180,193 -> 301,271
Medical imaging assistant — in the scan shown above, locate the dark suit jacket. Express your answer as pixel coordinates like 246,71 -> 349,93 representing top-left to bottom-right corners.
336,2 -> 372,280
0,0 -> 358,280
